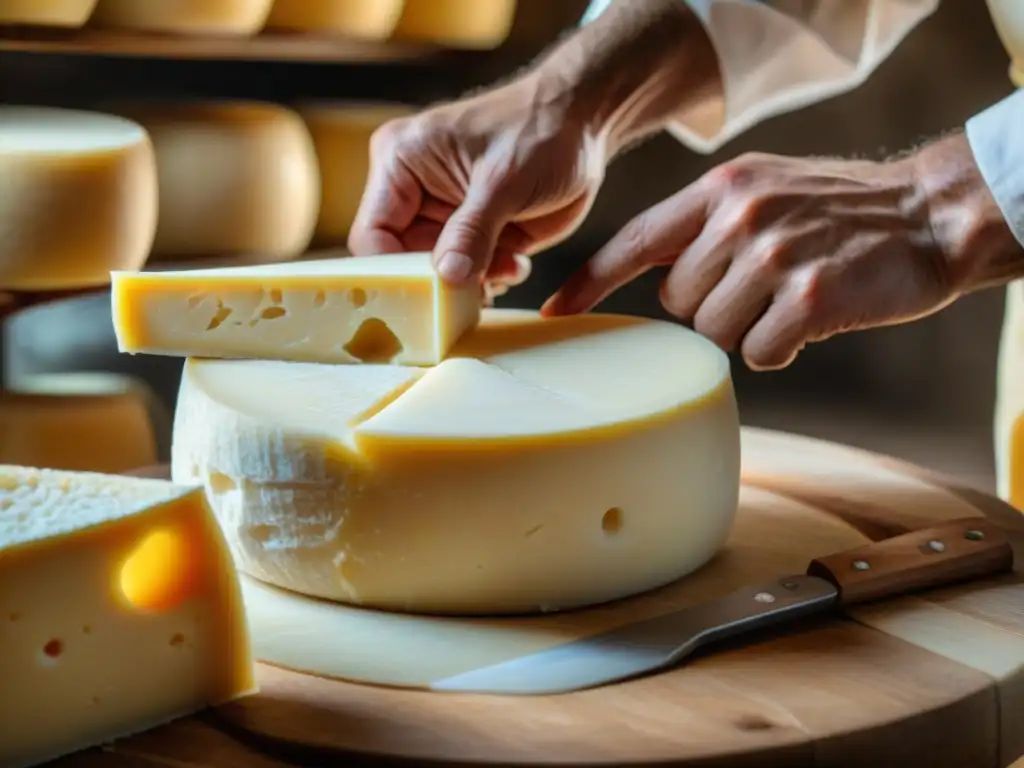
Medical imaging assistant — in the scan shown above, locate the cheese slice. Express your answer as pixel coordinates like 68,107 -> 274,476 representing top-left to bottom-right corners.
265,0 -> 404,38
0,373 -> 161,474
299,102 -> 416,247
112,101 -> 320,262
0,107 -> 157,292
111,253 -> 483,366
0,466 -> 255,768
0,0 -> 98,26
171,308 -> 740,615
90,0 -> 274,34
392,0 -> 517,49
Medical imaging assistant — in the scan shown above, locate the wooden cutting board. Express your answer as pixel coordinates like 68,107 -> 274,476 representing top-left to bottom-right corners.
52,427 -> 1024,768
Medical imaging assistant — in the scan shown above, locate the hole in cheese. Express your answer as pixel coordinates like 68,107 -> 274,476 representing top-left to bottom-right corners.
207,303 -> 233,331
8,612 -> 21,622
82,624 -> 92,634
169,633 -> 186,648
313,289 -> 326,308
259,306 -> 288,321
270,289 -> 283,304
208,472 -> 237,494
119,527 -> 201,614
343,317 -> 403,363
347,287 -> 367,307
43,638 -> 63,658
601,507 -> 623,534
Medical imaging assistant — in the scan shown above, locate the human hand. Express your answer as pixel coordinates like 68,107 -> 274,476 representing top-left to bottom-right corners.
543,134 -> 1020,370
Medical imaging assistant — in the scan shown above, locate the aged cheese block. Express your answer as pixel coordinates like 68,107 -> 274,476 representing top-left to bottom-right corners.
0,0 -> 98,26
0,373 -> 161,474
90,0 -> 274,35
0,107 -> 157,292
392,0 -> 517,49
171,308 -> 740,615
111,253 -> 482,366
265,0 -> 405,39
299,102 -> 416,247
0,466 -> 255,768
113,101 -> 320,262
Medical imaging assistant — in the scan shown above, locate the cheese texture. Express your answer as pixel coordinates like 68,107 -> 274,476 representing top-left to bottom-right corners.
0,107 -> 157,292
0,0 -> 98,26
171,308 -> 740,615
114,101 -> 320,262
265,0 -> 404,38
0,373 -> 161,474
111,253 -> 483,366
392,0 -> 517,49
90,0 -> 273,34
0,466 -> 255,768
299,102 -> 415,247
995,281 -> 1024,508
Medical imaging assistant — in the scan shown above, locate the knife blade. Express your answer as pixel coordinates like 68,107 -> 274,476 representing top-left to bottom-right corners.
430,517 -> 1014,696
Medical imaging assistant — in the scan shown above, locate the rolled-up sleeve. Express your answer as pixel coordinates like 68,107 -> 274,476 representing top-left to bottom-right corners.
966,89 -> 1024,248
582,0 -> 939,154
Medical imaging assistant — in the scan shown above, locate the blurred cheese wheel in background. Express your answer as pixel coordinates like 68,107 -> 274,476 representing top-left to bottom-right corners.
0,107 -> 157,292
0,0 -> 99,27
392,0 -> 517,49
299,102 -> 415,247
90,0 -> 273,35
115,101 -> 321,263
265,0 -> 405,39
0,372 -> 162,473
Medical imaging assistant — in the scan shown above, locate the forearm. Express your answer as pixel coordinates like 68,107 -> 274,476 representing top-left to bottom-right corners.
527,0 -> 721,157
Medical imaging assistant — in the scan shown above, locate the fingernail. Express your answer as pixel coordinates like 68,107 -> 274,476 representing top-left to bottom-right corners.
437,251 -> 474,283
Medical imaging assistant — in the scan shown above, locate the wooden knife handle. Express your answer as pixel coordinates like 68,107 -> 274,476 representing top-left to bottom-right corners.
806,517 -> 1014,605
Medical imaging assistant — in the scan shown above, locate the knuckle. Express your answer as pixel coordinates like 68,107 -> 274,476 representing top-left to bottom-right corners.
754,237 -> 790,274
658,281 -> 695,321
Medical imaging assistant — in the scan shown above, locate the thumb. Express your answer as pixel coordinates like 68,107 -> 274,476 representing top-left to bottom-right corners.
433,180 -> 516,285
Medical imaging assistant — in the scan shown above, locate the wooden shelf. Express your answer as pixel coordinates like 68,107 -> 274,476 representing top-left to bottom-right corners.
0,26 -> 443,63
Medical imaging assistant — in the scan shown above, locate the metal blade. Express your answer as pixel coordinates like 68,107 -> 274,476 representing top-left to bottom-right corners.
429,575 -> 839,696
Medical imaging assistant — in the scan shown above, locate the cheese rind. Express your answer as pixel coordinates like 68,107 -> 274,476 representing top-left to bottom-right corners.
392,0 -> 517,49
90,0 -> 274,34
0,107 -> 157,291
265,0 -> 404,38
0,466 -> 255,768
111,253 -> 483,366
172,309 -> 740,615
113,101 -> 320,262
0,0 -> 98,26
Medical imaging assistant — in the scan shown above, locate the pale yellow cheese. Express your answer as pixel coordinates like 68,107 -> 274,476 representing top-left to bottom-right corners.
0,373 -> 161,474
0,0 -> 98,26
0,107 -> 157,292
111,253 -> 483,366
995,281 -> 1024,508
392,0 -> 517,50
299,102 -> 416,247
113,101 -> 320,262
265,0 -> 404,38
0,465 -> 255,768
90,0 -> 274,35
171,308 -> 740,615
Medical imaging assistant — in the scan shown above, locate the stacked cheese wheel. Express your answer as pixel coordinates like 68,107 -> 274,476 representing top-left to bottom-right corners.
111,253 -> 742,616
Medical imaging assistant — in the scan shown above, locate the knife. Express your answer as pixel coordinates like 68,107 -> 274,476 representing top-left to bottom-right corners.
429,517 -> 1015,696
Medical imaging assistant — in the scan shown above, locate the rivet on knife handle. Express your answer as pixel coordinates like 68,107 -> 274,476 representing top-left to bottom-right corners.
806,518 -> 1014,605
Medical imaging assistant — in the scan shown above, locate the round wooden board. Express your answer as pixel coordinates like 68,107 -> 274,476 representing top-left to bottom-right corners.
62,428 -> 1024,768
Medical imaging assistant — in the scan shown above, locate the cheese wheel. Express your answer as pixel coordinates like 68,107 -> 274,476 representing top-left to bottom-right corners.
172,309 -> 740,616
392,0 -> 517,50
0,373 -> 161,474
0,0 -> 98,26
115,101 -> 320,263
265,0 -> 404,38
299,103 -> 415,247
90,0 -> 273,35
0,107 -> 157,292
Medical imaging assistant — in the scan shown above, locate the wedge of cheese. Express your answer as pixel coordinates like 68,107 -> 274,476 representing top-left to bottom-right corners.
0,107 -> 157,292
111,253 -> 482,366
90,0 -> 274,35
110,101 -> 320,263
0,0 -> 98,26
265,0 -> 404,38
0,466 -> 255,768
392,0 -> 517,49
172,308 -> 740,615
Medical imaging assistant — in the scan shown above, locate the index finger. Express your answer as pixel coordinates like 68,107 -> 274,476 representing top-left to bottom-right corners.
348,151 -> 423,257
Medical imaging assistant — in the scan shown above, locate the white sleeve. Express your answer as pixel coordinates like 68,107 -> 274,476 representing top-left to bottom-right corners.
581,0 -> 939,154
966,89 -> 1024,249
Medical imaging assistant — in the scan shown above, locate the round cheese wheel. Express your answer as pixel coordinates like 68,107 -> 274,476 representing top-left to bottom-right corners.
172,309 -> 741,616
0,373 -> 162,474
299,102 -> 415,247
265,0 -> 404,39
391,0 -> 517,50
90,0 -> 273,35
0,107 -> 158,292
0,0 -> 98,26
115,101 -> 321,263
